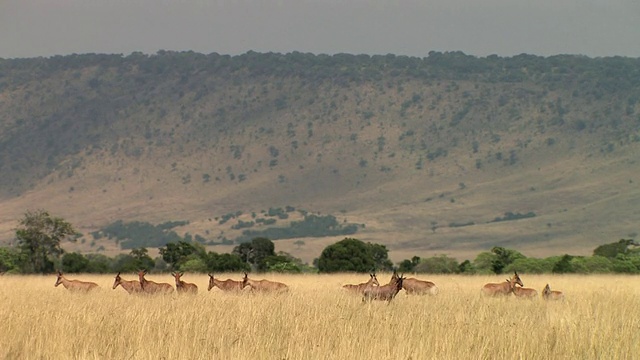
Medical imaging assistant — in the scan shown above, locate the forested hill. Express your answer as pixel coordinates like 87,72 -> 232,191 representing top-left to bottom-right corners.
0,51 -> 639,262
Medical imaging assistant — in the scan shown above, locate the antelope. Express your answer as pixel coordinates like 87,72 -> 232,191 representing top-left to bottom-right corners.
172,272 -> 198,294
112,272 -> 142,294
242,272 -> 289,292
390,270 -> 438,295
511,282 -> 538,299
542,284 -> 565,301
138,270 -> 174,294
481,271 -> 523,296
207,273 -> 245,292
363,274 -> 405,302
342,273 -> 380,294
54,271 -> 99,292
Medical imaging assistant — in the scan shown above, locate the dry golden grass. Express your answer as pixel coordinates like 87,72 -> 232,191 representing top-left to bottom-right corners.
1,273 -> 639,360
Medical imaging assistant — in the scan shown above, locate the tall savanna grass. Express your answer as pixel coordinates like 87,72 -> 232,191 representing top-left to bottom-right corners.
1,273 -> 639,359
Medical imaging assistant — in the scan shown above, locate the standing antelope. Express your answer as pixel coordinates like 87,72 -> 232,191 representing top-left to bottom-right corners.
207,274 -> 245,292
511,282 -> 538,298
54,271 -> 99,292
172,272 -> 198,294
542,284 -> 565,301
390,270 -> 438,295
363,274 -> 405,302
481,271 -> 523,296
343,273 -> 380,294
242,272 -> 289,292
138,270 -> 174,294
112,272 -> 142,294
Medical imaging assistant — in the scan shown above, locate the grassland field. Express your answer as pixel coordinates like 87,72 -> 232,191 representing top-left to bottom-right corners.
1,273 -> 639,360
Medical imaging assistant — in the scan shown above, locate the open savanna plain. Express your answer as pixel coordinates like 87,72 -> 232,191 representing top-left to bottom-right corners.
1,273 -> 639,360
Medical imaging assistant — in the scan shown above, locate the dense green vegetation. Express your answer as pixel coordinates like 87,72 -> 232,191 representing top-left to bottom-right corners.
234,214 -> 360,243
96,220 -> 185,249
396,240 -> 640,275
2,213 -> 638,275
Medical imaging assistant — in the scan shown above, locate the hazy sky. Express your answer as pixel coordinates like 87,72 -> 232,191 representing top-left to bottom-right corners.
1,0 -> 639,59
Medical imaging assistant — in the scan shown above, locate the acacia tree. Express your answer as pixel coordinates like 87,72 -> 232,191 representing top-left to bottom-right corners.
15,209 -> 76,273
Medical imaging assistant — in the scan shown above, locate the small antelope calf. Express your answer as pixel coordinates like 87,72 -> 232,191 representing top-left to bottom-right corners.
542,284 -> 565,301
511,282 -> 538,299
112,272 -> 142,294
208,274 -> 245,292
242,272 -> 289,292
55,271 -> 99,292
172,272 -> 198,294
343,273 -> 380,294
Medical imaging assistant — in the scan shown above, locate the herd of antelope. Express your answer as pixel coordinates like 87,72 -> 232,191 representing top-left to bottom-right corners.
55,270 -> 289,294
343,270 -> 564,302
53,270 -> 564,301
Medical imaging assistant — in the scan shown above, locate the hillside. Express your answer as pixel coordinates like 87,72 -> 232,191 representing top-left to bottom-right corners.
0,51 -> 639,263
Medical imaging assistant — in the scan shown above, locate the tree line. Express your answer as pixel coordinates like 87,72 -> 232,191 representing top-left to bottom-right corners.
1,210 -> 638,275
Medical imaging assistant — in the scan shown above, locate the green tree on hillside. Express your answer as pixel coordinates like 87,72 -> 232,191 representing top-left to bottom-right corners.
159,241 -> 202,270
232,237 -> 276,272
15,210 -> 76,273
317,238 -> 392,273
593,239 -> 638,258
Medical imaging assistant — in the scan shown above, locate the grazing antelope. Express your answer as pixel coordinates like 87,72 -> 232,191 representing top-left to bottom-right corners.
54,271 -> 99,292
207,274 -> 245,292
242,272 -> 289,292
138,270 -> 174,294
363,274 -> 405,302
390,270 -> 438,295
112,272 -> 142,294
511,282 -> 538,299
542,284 -> 565,301
481,271 -> 523,296
343,273 -> 380,294
172,272 -> 198,294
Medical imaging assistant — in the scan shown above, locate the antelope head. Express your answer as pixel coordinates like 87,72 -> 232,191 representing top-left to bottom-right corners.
54,271 -> 64,287
512,271 -> 524,287
543,284 -> 551,295
172,272 -> 186,285
390,269 -> 399,283
112,272 -> 122,289
370,273 -> 380,286
207,274 -> 215,291
242,272 -> 249,288
395,274 -> 406,290
138,269 -> 148,283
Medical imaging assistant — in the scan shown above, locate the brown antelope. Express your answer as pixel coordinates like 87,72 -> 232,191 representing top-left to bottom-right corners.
342,273 -> 380,294
390,270 -> 438,295
138,270 -> 174,294
511,282 -> 538,299
172,272 -> 198,294
242,272 -> 289,292
481,271 -> 523,296
542,284 -> 565,301
54,271 -> 99,292
112,272 -> 142,294
363,274 -> 405,302
207,273 -> 245,292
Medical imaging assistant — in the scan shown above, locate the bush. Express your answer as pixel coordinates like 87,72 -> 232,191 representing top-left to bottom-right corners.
61,252 -> 89,273
317,238 -> 378,273
414,255 -> 459,274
